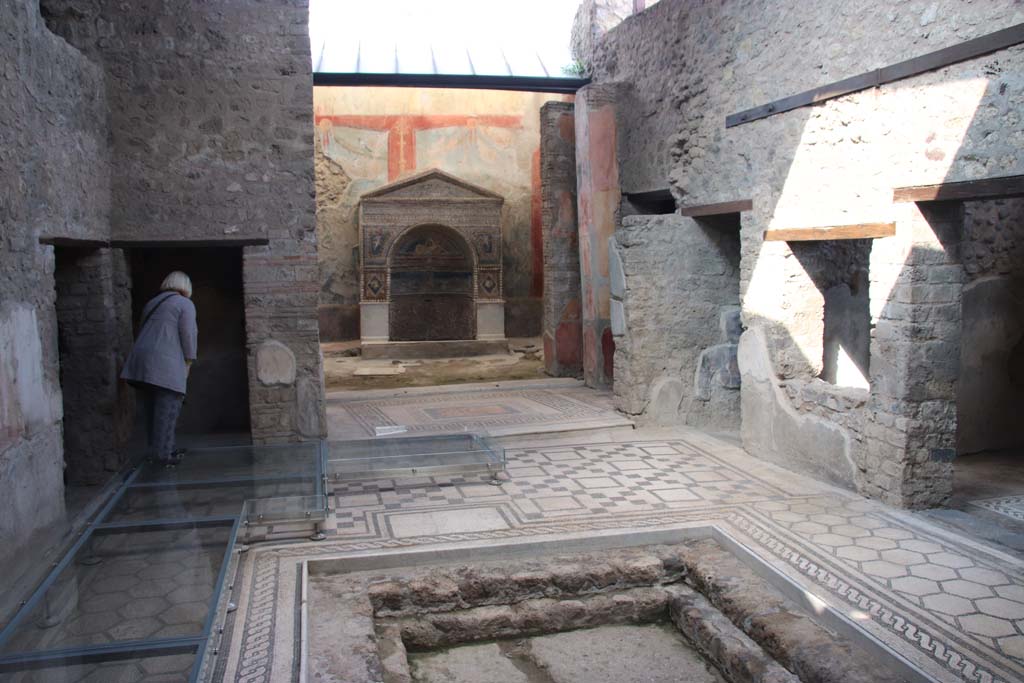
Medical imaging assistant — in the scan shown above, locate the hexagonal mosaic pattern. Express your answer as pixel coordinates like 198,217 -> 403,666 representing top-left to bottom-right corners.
2,526 -> 227,657
752,497 -> 1024,665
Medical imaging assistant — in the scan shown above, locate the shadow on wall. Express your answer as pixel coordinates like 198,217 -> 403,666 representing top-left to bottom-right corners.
585,0 -> 1022,507
129,248 -> 250,435
788,239 -> 872,389
610,212 -> 742,432
957,199 -> 1024,456
703,36 -> 1014,507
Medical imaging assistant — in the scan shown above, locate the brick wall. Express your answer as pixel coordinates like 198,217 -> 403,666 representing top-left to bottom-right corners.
54,248 -> 135,484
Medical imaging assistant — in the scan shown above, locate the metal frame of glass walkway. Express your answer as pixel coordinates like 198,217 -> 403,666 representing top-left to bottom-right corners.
0,441 -> 327,682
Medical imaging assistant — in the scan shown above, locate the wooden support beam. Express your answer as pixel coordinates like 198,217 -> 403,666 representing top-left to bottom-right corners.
893,174 -> 1024,203
39,236 -> 271,248
107,238 -> 270,248
38,236 -> 109,248
763,223 -> 896,242
678,199 -> 753,217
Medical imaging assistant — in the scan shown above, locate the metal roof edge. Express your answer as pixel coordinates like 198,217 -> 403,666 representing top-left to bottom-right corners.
313,72 -> 588,94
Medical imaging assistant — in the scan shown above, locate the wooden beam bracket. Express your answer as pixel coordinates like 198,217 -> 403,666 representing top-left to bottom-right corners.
763,222 -> 896,242
678,198 -> 753,217
39,237 -> 271,249
893,174 -> 1024,203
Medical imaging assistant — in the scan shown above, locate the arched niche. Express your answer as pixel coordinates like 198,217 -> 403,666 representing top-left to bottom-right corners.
357,168 -> 506,347
388,224 -> 476,341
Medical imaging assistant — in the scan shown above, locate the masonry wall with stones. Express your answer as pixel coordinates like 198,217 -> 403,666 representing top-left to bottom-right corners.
612,215 -> 741,430
313,87 -> 561,341
585,0 -> 1024,507
0,0 -> 111,616
540,102 -> 583,377
957,199 -> 1024,456
54,248 -> 135,485
42,0 -> 326,443
2,0 -> 325,615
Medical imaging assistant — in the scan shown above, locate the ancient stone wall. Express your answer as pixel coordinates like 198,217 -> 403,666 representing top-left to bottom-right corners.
612,215 -> 741,430
43,0 -> 326,442
958,199 -> 1024,455
313,87 -> 556,341
0,0 -> 111,614
570,0 -> 634,70
54,248 -> 135,485
587,0 -> 1024,506
540,102 -> 583,377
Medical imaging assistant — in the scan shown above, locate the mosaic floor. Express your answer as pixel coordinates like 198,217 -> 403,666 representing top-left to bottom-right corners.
216,427 -> 1024,683
973,496 -> 1024,523
325,380 -> 633,439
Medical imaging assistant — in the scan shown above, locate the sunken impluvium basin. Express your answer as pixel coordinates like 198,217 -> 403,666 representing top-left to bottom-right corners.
306,539 -> 911,683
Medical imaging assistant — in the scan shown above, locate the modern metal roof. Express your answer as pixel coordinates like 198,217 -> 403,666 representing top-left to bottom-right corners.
309,0 -> 587,92
314,38 -> 572,79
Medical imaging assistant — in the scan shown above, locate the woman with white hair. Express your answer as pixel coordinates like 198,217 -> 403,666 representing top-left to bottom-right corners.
121,271 -> 198,466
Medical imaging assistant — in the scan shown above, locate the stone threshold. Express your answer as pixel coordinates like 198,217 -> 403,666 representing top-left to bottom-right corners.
326,377 -> 586,403
361,339 -> 511,360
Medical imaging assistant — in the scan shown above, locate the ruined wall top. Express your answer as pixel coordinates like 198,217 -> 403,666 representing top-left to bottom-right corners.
41,0 -> 316,245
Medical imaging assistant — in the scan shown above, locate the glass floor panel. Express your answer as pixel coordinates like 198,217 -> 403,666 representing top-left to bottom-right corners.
2,652 -> 197,682
107,480 -> 317,524
327,433 -> 506,481
0,440 -> 327,682
0,524 -> 231,656
133,442 -> 321,484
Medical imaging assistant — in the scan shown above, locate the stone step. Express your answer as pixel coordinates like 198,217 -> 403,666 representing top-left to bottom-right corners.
678,539 -> 907,683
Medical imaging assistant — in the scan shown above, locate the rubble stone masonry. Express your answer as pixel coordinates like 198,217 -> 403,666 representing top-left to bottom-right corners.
42,0 -> 327,442
1,0 -> 111,613
586,0 -> 1024,507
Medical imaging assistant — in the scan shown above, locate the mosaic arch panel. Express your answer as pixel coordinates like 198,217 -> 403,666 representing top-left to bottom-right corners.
389,224 -> 476,341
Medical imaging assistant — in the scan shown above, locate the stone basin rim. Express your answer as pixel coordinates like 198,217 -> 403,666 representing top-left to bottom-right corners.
299,523 -> 934,683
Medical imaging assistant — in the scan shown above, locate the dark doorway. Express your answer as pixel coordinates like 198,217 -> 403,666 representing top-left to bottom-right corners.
389,225 -> 476,341
129,247 -> 250,435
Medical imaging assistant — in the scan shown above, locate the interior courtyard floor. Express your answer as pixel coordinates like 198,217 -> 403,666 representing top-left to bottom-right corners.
322,338 -> 547,391
325,377 -> 634,440
217,422 -> 1024,683
919,449 -> 1024,559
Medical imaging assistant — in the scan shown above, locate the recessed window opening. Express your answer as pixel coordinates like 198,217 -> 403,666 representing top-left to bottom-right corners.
791,239 -> 872,389
623,189 -> 677,215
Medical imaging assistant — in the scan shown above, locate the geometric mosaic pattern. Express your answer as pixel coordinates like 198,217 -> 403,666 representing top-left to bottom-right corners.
327,387 -> 630,439
972,495 -> 1024,522
326,441 -> 790,536
217,434 -> 1024,683
743,499 -> 1024,682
